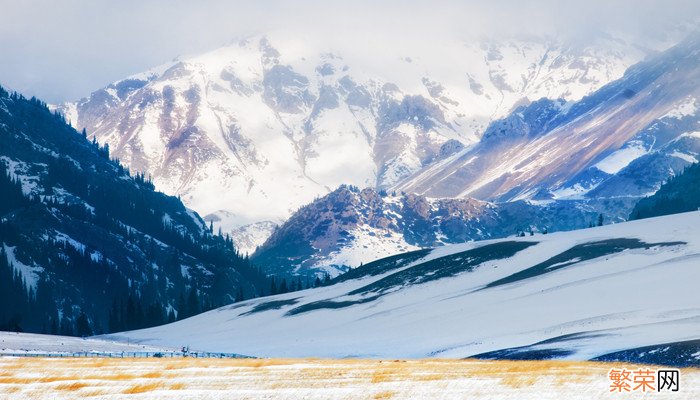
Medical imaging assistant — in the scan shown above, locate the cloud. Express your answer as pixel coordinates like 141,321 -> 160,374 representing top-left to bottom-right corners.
1,0 -> 698,102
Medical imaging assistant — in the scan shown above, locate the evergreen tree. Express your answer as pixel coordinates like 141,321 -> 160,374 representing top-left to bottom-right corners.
279,279 -> 288,294
270,278 -> 278,295
187,288 -> 200,317
177,292 -> 187,320
76,312 -> 92,337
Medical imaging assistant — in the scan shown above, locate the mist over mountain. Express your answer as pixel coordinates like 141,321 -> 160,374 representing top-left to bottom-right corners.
4,0 -> 699,102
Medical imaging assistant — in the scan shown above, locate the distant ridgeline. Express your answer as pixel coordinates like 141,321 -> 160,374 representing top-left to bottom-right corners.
630,162 -> 700,220
0,85 -> 272,336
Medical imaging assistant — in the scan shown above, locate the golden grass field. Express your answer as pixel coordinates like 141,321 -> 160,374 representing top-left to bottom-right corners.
0,357 -> 697,399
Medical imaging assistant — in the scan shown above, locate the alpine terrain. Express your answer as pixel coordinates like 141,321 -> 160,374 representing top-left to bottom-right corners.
109,211 -> 700,366
254,32 -> 700,276
58,32 -> 676,254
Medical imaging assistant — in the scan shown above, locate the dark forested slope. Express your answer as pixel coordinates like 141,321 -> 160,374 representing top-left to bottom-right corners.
630,162 -> 700,220
0,86 -> 267,335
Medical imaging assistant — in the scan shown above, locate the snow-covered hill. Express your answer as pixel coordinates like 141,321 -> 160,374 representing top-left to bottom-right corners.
60,32 -> 661,241
108,211 -> 700,363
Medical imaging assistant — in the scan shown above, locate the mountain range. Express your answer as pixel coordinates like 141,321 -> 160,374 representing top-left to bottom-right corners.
56,31 -> 699,276
253,185 -> 634,276
255,32 -> 700,276
398,33 -> 700,202
2,23 -> 699,367
56,33 -> 669,250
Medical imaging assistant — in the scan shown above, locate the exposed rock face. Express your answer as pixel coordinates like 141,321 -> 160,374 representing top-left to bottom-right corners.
252,185 -> 634,277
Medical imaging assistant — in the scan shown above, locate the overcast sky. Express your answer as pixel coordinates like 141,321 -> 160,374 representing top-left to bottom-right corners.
1,0 -> 699,103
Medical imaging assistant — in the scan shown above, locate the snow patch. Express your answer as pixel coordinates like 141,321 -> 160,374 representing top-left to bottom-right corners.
669,151 -> 697,163
2,244 -> 43,290
55,231 -> 87,253
230,221 -> 278,256
594,141 -> 648,174
662,96 -> 697,119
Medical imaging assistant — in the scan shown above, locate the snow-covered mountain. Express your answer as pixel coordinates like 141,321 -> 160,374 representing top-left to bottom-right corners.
397,32 -> 700,203
251,32 -> 700,276
252,185 -> 635,277
59,32 -> 662,245
108,211 -> 700,365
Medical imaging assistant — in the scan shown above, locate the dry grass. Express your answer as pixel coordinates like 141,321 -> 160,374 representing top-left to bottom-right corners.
0,375 -> 83,384
54,382 -> 88,391
371,366 -> 402,383
142,371 -> 162,379
79,389 -> 107,397
122,381 -> 163,394
243,358 -> 299,368
0,357 -> 698,399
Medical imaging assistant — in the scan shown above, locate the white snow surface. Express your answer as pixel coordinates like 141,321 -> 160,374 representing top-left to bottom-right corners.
312,224 -> 421,277
594,140 -> 649,174
230,221 -> 279,256
109,212 -> 700,360
0,331 -> 175,355
662,96 -> 698,119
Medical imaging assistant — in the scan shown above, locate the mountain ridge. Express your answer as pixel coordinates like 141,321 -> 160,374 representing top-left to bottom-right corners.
252,184 -> 635,277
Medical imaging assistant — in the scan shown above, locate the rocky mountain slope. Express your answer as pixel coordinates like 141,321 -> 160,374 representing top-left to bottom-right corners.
59,33 -> 659,246
253,185 -> 634,277
398,33 -> 700,203
0,87 -> 267,335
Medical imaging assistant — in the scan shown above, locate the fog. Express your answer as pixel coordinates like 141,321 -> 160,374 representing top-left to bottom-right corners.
1,0 -> 698,102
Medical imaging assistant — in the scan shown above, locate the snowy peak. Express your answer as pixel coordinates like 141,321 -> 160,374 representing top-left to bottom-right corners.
60,33 -> 659,243
398,32 -> 700,203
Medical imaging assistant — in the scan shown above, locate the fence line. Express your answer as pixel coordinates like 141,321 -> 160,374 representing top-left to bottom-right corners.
0,351 -> 254,359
